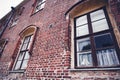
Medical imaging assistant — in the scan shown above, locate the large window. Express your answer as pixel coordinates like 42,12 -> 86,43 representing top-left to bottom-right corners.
74,8 -> 120,68
14,35 -> 33,70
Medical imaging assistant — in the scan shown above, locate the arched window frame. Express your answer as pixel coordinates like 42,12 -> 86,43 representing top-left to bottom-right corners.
65,0 -> 120,70
12,25 -> 38,71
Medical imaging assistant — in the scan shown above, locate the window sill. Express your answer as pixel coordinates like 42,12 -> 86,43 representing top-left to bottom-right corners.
69,67 -> 120,72
9,70 -> 25,73
30,8 -> 43,17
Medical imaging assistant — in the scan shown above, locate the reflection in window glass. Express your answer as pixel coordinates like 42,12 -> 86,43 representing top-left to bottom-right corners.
77,38 -> 91,52
90,9 -> 105,21
35,0 -> 46,12
76,15 -> 87,26
76,24 -> 89,37
94,33 -> 114,49
21,60 -> 29,69
18,52 -> 25,60
97,49 -> 119,66
92,19 -> 109,33
24,37 -> 30,43
21,43 -> 28,50
14,61 -> 21,70
24,51 -> 30,59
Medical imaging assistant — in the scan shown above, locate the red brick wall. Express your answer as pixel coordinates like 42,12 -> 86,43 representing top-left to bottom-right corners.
0,0 -> 120,80
110,0 -> 120,29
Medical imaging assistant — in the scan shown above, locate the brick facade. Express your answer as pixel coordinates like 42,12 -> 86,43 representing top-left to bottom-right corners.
0,0 -> 120,80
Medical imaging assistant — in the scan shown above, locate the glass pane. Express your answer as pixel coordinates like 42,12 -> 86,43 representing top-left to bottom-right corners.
76,24 -> 89,37
38,0 -> 42,5
78,52 -> 92,66
21,43 -> 28,50
90,9 -> 105,21
97,48 -> 119,66
41,2 -> 45,9
21,60 -> 29,69
24,51 -> 30,59
42,0 -> 46,2
35,8 -> 39,12
24,36 -> 30,43
77,38 -> 91,52
14,61 -> 22,70
76,15 -> 87,26
92,19 -> 109,33
18,52 -> 25,60
29,35 -> 33,42
94,33 -> 114,49
27,42 -> 31,49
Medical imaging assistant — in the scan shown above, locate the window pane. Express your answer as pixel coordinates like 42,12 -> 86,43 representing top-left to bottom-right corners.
41,2 -> 45,9
21,43 -> 28,50
90,9 -> 105,21
24,51 -> 30,59
18,52 -> 25,60
24,36 -> 30,43
78,52 -> 92,66
92,19 -> 109,33
97,49 -> 119,66
21,60 -> 29,69
77,38 -> 91,52
76,24 -> 89,37
42,0 -> 46,2
76,15 -> 87,26
30,35 -> 33,42
14,61 -> 22,70
94,33 -> 114,49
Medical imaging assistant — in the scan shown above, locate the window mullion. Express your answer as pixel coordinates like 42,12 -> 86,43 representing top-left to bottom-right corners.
87,14 -> 98,67
19,36 -> 31,69
19,51 -> 26,69
74,18 -> 78,68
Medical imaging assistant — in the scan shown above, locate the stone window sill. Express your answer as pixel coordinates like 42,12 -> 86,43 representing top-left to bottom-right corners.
30,8 -> 43,17
9,70 -> 25,73
69,68 -> 120,72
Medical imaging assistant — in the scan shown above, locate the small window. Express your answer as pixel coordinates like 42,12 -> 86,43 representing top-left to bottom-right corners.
8,15 -> 19,28
74,8 -> 120,68
34,0 -> 46,13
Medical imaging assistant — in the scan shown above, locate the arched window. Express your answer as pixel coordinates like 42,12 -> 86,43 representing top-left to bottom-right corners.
66,0 -> 120,69
13,25 -> 37,71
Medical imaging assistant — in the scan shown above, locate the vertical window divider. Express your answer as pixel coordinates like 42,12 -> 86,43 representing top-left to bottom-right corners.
87,14 -> 98,67
74,18 -> 78,68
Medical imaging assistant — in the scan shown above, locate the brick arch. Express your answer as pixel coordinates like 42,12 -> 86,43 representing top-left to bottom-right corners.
19,25 -> 38,38
65,0 -> 107,18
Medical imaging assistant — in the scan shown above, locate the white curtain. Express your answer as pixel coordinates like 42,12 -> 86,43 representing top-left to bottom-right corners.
97,49 -> 119,66
79,53 -> 92,66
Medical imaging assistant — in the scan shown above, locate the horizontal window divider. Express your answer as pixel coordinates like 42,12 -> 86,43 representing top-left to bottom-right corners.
69,67 -> 120,71
9,70 -> 25,73
75,30 -> 111,39
77,50 -> 92,53
76,23 -> 88,28
95,46 -> 115,51
91,18 -> 106,23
